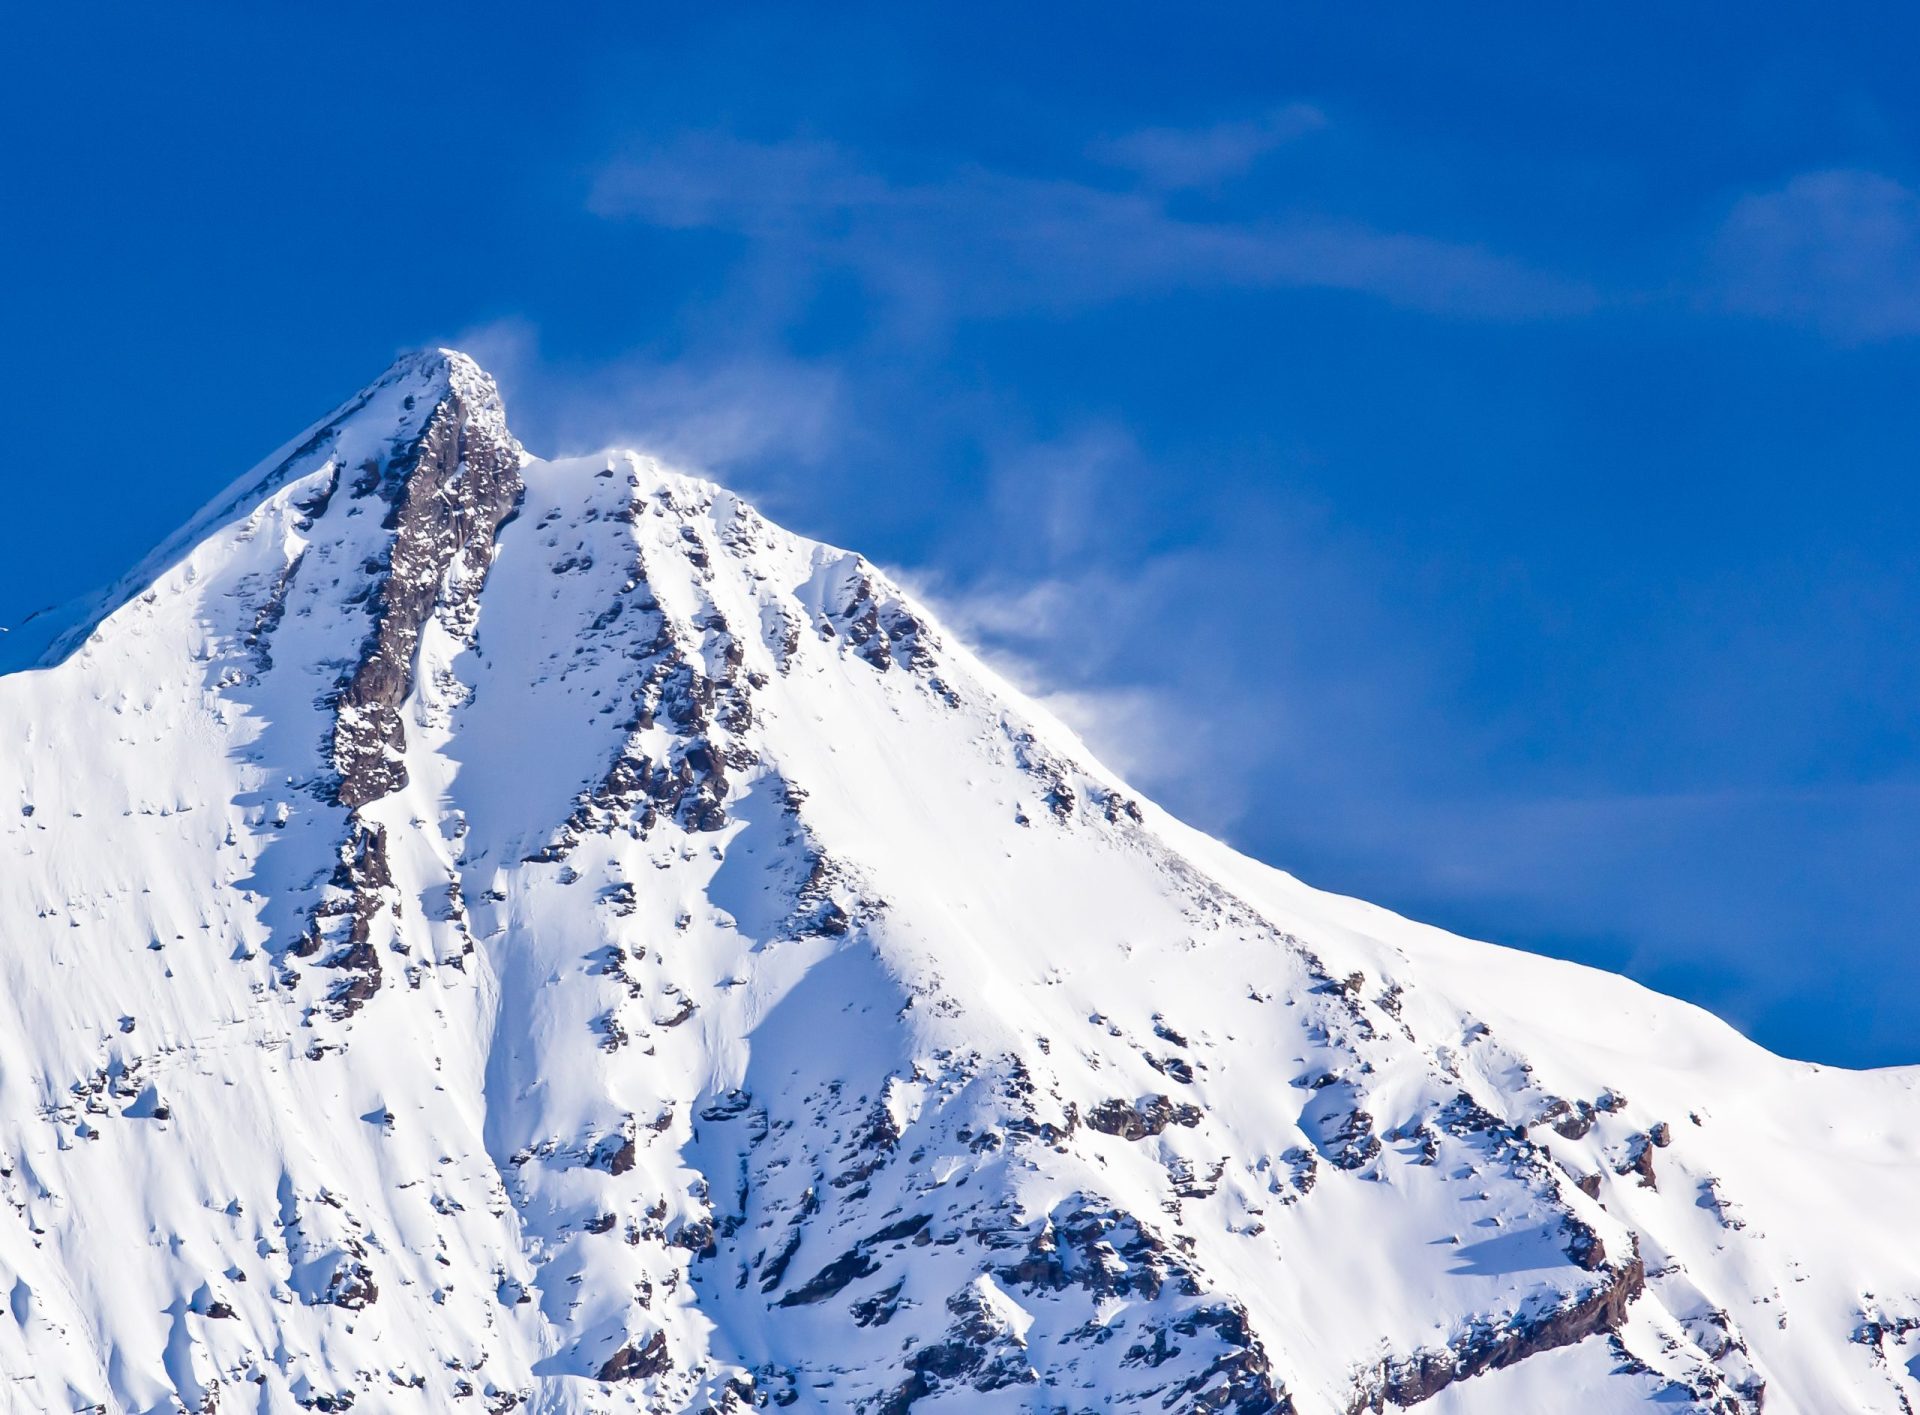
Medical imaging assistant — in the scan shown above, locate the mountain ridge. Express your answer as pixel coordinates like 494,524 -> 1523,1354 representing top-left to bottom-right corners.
26,351 -> 513,676
0,352 -> 1914,1414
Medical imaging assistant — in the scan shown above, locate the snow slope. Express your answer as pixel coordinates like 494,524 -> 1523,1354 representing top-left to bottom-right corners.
0,351 -> 1915,1415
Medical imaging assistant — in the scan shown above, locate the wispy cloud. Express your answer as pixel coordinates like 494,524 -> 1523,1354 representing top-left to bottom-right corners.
589,131 -> 1596,326
891,419 -> 1453,839
453,317 -> 844,473
1711,169 -> 1920,341
895,406 -> 1920,1068
911,561 -> 1282,836
1089,103 -> 1326,189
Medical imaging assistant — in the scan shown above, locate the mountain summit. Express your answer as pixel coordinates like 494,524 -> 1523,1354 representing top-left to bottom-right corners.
1,354 -> 1914,1414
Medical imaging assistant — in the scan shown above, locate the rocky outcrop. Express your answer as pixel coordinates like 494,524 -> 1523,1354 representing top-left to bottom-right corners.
329,354 -> 524,811
536,499 -> 760,860
596,1331 -> 670,1382
774,1214 -> 931,1307
1086,1093 -> 1203,1140
302,354 -> 523,1017
876,1279 -> 1037,1412
989,1199 -> 1296,1414
819,558 -> 939,676
1616,1133 -> 1659,1190
1345,1254 -> 1645,1412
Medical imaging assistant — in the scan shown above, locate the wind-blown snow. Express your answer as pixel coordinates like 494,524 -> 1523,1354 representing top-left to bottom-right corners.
0,351 -> 1914,1415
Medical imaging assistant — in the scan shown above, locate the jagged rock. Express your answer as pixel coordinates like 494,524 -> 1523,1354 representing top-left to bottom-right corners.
1543,1097 -> 1597,1140
776,1248 -> 878,1307
1562,1215 -> 1608,1271
1346,1256 -> 1645,1412
594,1129 -> 638,1176
596,1331 -> 669,1382
1617,1134 -> 1659,1190
1086,1094 -> 1203,1139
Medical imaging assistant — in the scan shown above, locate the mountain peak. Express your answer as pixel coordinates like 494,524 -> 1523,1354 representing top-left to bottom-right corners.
18,347 -> 524,674
0,359 -> 1915,1413
393,343 -> 480,374
375,345 -> 501,406
340,345 -> 516,466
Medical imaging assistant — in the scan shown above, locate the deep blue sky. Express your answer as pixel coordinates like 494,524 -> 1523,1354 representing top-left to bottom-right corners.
5,5 -> 1918,1066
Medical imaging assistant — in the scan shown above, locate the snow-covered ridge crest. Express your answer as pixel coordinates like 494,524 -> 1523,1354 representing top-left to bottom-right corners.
28,349 -> 520,673
0,352 -> 1916,1415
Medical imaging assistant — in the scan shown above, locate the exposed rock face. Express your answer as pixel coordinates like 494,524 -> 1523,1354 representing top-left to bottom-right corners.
597,1331 -> 671,1382
2,351 -> 1917,1415
296,354 -> 524,1016
979,1199 -> 1294,1414
1085,1093 -> 1204,1139
1617,1132 -> 1660,1190
1346,1255 -> 1645,1412
329,356 -> 524,811
532,489 -> 760,861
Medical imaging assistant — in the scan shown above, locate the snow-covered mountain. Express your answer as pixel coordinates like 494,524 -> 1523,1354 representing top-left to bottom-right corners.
1,351 -> 1915,1415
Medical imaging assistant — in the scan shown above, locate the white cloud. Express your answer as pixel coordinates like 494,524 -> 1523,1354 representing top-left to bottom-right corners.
588,132 -> 1596,325
449,318 -> 844,473
905,565 -> 1272,836
1089,104 -> 1326,189
1711,169 -> 1920,341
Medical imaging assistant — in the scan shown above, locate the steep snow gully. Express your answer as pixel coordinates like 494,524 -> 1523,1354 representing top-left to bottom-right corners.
0,352 -> 1915,1414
